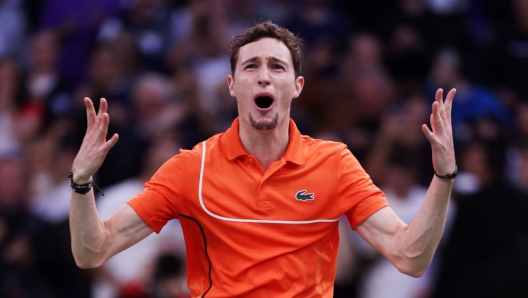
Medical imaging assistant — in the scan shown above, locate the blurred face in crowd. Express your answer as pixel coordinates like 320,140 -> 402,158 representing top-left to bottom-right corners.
227,37 -> 304,131
134,80 -> 168,121
460,142 -> 490,186
89,48 -> 122,87
0,60 -> 20,107
0,158 -> 23,207
29,31 -> 58,72
515,0 -> 528,30
385,165 -> 416,198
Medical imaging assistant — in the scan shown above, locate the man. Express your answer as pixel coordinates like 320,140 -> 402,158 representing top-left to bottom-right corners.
69,21 -> 457,297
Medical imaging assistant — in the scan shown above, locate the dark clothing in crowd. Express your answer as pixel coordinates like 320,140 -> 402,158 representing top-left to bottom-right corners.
432,182 -> 528,298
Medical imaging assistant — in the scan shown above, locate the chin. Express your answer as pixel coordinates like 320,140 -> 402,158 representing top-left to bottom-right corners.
249,113 -> 279,131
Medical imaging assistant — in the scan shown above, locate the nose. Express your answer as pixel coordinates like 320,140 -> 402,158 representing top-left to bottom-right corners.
258,68 -> 270,86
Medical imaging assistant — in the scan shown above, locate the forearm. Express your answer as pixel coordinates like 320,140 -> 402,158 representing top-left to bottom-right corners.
392,176 -> 453,276
69,183 -> 108,268
358,88 -> 458,277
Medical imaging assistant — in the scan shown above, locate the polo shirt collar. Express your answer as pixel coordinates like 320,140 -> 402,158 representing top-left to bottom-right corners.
222,117 -> 305,165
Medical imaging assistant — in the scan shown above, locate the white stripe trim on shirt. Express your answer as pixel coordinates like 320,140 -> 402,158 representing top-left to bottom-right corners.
198,141 -> 339,224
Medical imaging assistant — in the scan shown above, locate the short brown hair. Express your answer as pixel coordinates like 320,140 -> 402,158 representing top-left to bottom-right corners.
228,20 -> 303,78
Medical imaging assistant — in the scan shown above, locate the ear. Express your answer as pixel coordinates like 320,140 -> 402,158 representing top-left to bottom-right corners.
227,75 -> 235,97
293,76 -> 304,98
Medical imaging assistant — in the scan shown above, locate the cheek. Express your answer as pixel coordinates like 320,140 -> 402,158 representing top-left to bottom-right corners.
279,82 -> 297,99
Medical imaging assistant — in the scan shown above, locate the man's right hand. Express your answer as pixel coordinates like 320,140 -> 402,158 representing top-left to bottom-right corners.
71,97 -> 119,184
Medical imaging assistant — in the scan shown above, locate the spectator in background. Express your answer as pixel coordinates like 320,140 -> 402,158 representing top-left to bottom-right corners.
251,0 -> 293,26
94,72 -> 178,189
27,135 -> 92,298
150,253 -> 190,298
76,44 -> 133,119
452,140 -> 490,197
22,31 -> 74,131
485,0 -> 528,102
357,154 -> 455,298
0,59 -> 23,156
507,102 -> 528,188
301,31 -> 394,162
39,0 -> 122,86
70,43 -> 138,189
510,143 -> 528,192
169,61 -> 216,150
432,139 -> 528,298
344,65 -> 395,162
29,135 -> 77,226
426,47 -> 513,144
355,159 -> 424,298
168,0 -> 233,132
381,0 -> 438,86
0,0 -> 27,65
24,136 -> 57,201
333,217 -> 358,298
0,156 -> 47,298
284,0 -> 352,77
342,33 -> 384,75
364,91 -> 433,187
98,0 -> 175,74
1,144 -> 90,298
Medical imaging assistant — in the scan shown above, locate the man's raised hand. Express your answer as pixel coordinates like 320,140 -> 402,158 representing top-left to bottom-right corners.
71,98 -> 119,183
421,88 -> 457,177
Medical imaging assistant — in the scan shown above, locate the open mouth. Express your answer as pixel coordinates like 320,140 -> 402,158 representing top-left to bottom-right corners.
254,95 -> 274,110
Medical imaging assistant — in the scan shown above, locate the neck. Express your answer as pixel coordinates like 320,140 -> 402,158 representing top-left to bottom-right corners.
239,117 -> 290,172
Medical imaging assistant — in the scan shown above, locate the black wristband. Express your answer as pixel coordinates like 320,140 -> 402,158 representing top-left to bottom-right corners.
434,166 -> 458,179
68,171 -> 93,194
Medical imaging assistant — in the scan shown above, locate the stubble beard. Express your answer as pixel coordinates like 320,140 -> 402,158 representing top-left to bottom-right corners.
249,113 -> 279,131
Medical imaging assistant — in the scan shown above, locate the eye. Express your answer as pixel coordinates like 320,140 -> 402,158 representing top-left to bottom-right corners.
245,64 -> 256,69
272,64 -> 284,70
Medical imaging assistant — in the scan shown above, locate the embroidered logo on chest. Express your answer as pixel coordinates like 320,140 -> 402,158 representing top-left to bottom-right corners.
295,190 -> 315,201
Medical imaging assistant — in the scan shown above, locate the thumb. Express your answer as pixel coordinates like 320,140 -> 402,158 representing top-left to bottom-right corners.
102,133 -> 119,152
421,124 -> 436,144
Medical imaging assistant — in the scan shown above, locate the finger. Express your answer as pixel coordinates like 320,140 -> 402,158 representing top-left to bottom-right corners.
444,88 -> 456,124
431,101 -> 445,135
102,133 -> 119,152
435,88 -> 448,121
435,88 -> 444,106
421,124 -> 436,144
98,98 -> 108,117
98,112 -> 110,139
85,97 -> 96,130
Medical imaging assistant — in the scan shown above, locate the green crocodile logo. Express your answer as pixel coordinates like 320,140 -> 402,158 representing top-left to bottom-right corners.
295,190 -> 314,201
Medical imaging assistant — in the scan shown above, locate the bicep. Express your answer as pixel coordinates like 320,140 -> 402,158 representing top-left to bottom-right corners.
355,206 -> 406,259
101,203 -> 154,261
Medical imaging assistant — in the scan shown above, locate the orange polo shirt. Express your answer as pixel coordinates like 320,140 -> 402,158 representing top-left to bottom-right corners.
128,118 -> 388,298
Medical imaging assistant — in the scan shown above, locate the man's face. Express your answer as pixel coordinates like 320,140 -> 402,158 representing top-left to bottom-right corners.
227,37 -> 304,131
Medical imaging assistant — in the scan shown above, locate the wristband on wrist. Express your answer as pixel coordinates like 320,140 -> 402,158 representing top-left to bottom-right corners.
68,171 -> 104,195
433,165 -> 458,179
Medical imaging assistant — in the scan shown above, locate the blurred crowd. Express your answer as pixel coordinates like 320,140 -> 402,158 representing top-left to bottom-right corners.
1,0 -> 528,297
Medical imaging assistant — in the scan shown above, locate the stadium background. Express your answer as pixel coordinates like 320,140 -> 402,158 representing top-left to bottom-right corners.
1,0 -> 528,297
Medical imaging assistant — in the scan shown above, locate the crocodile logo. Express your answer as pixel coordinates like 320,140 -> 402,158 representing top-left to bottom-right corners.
295,190 -> 314,201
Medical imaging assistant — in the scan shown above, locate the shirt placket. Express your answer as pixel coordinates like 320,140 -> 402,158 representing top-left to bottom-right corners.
256,159 -> 286,210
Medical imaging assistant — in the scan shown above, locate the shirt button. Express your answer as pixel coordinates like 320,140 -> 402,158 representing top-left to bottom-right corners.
248,158 -> 254,164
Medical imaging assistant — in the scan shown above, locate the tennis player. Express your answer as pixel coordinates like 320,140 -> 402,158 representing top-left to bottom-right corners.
69,20 -> 457,297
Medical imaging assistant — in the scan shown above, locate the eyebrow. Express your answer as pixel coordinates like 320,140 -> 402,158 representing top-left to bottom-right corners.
240,56 -> 288,65
268,56 -> 287,65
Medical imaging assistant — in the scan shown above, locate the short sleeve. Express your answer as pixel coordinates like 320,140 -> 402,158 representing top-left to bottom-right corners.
127,152 -> 184,233
337,148 -> 389,230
